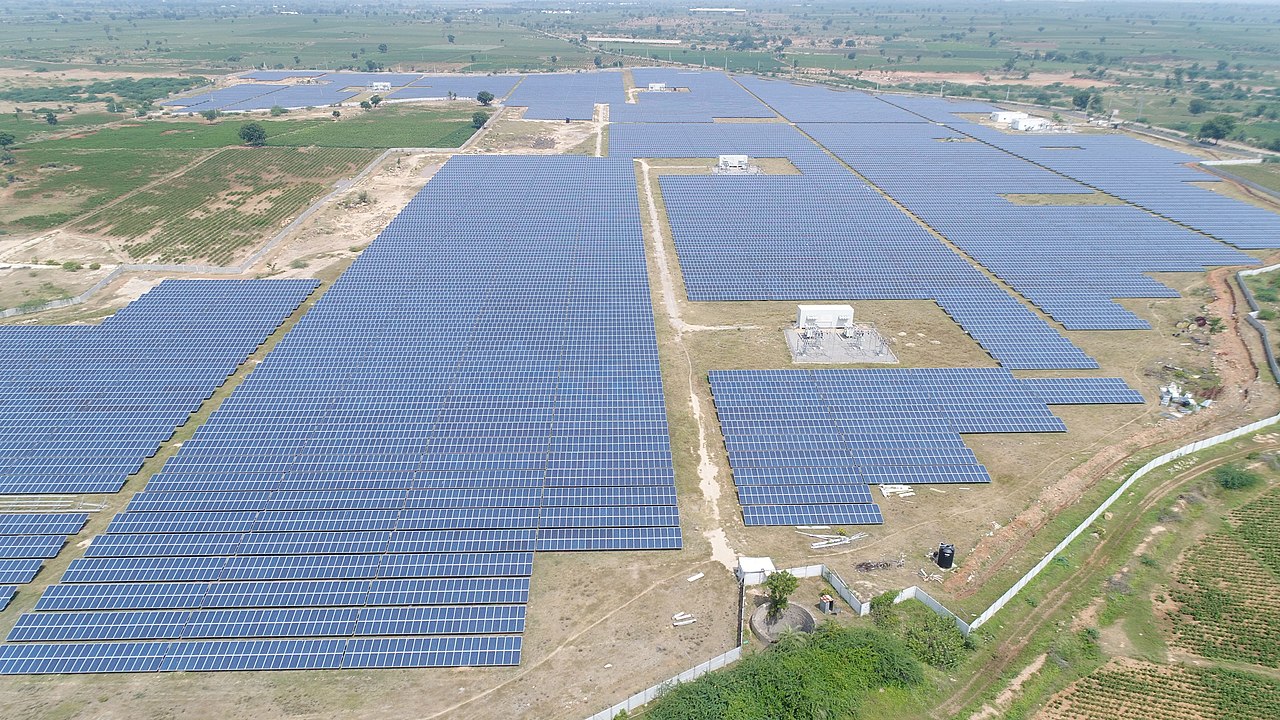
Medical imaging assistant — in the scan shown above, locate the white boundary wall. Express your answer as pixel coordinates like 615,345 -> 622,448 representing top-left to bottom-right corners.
969,411 -> 1280,629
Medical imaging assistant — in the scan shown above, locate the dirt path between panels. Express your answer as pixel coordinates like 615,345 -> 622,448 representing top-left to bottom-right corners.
945,263 -> 1275,599
637,158 -> 739,572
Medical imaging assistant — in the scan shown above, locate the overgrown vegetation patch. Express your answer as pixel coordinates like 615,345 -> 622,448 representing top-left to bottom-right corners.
642,623 -> 924,720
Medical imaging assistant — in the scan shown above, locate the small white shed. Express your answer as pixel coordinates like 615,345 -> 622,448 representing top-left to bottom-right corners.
369,81 -> 392,92
717,154 -> 751,172
990,110 -> 1028,124
1011,116 -> 1051,132
647,82 -> 669,91
797,304 -> 855,329
737,557 -> 776,585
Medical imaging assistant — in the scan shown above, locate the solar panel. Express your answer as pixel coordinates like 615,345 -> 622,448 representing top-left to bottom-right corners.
711,368 -> 1142,525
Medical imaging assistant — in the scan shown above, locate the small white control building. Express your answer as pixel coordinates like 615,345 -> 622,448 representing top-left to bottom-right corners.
717,154 -> 751,172
647,82 -> 670,92
737,557 -> 776,585
369,81 -> 392,92
797,304 -> 855,329
990,110 -> 1028,124
1011,116 -> 1051,132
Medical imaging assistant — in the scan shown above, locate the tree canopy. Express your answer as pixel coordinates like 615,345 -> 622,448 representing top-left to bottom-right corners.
1197,114 -> 1237,143
477,90 -> 495,106
763,570 -> 799,618
238,121 -> 267,147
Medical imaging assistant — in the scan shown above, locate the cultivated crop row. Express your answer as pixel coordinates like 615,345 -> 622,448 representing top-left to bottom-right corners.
1165,487 -> 1280,669
1037,659 -> 1280,720
76,146 -> 378,265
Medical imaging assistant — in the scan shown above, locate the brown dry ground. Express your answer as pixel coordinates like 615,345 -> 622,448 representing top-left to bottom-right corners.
0,264 -> 113,312
1,106 -> 1279,719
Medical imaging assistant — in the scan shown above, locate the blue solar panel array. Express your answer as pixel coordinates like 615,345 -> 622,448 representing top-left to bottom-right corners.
506,72 -> 627,120
611,122 -> 1098,369
0,280 -> 316,494
802,121 -> 1256,331
161,84 -> 297,113
0,513 -> 90,606
735,76 -> 924,123
0,156 -> 679,674
242,71 -> 328,81
611,69 -> 774,123
389,75 -> 523,102
1017,377 -> 1146,405
957,125 -> 1280,250
710,369 -> 1143,526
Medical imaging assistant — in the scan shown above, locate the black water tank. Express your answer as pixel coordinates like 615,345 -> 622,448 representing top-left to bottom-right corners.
936,543 -> 955,569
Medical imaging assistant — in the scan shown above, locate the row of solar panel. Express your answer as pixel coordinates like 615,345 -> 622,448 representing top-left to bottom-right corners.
0,635 -> 522,674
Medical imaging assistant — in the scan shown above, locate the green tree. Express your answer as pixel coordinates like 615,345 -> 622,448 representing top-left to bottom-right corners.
1072,90 -> 1092,110
472,111 -> 490,129
237,121 -> 267,146
1087,93 -> 1103,114
332,110 -> 341,119
369,95 -> 382,107
1188,98 -> 1209,115
359,100 -> 372,110
200,108 -> 219,121
269,105 -> 286,116
593,55 -> 603,68
377,43 -> 388,53
0,131 -> 15,148
447,34 -> 455,44
1197,115 -> 1236,144
477,90 -> 495,106
764,570 -> 799,619
44,111 -> 57,125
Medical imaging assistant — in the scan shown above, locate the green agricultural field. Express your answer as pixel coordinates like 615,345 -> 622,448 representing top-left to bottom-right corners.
76,146 -> 379,265
1,147 -> 203,232
270,104 -> 479,148
0,13 -> 582,74
1167,486 -> 1280,668
0,111 -> 122,146
1225,163 -> 1280,195
26,105 -> 477,151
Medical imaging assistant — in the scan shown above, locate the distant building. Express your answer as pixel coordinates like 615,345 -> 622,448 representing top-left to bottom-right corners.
689,7 -> 748,15
1011,116 -> 1051,132
989,111 -> 1028,124
647,82 -> 670,92
370,81 -> 393,92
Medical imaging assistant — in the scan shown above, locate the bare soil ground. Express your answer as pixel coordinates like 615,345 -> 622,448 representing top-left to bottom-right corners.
469,110 -> 597,155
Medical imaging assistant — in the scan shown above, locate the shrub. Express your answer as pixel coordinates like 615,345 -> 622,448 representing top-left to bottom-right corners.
1214,465 -> 1260,490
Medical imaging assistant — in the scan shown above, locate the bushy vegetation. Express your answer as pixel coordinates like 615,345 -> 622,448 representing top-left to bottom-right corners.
1213,465 -> 1260,490
0,77 -> 205,107
870,595 -> 971,670
643,623 -> 923,720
